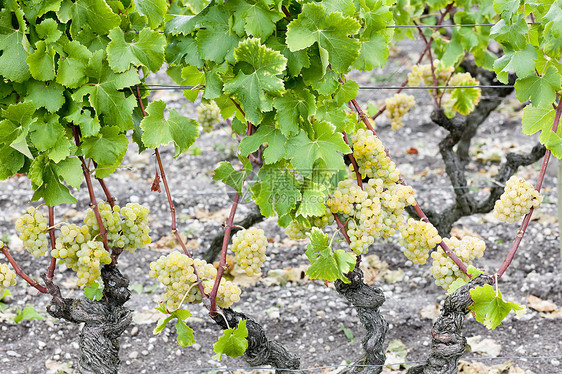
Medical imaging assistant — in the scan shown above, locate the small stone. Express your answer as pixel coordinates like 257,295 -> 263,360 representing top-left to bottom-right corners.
37,341 -> 46,350
129,351 -> 139,359
309,347 -> 316,353
324,346 -> 331,352
328,336 -> 335,342
316,311 -> 326,317
130,326 -> 139,337
175,349 -> 181,357
192,343 -> 201,351
7,351 -> 20,357
141,350 -> 149,356
552,359 -> 560,366
162,335 -> 169,343
53,355 -> 60,360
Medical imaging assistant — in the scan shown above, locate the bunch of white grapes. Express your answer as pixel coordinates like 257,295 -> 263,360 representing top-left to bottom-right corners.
15,207 -> 49,256
430,236 -> 485,290
116,203 -> 151,253
84,201 -> 122,245
285,211 -> 334,240
493,176 -> 542,223
350,129 -> 400,183
231,227 -> 268,276
399,219 -> 441,264
196,101 -> 222,133
285,221 -> 309,240
327,179 -> 368,216
0,262 -> 17,290
149,253 -> 241,309
408,61 -> 454,88
384,93 -> 415,130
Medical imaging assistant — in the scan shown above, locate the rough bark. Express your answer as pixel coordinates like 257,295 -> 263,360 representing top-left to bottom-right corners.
407,275 -> 494,374
212,308 -> 301,373
335,266 -> 388,374
203,206 -> 265,262
42,265 -> 132,374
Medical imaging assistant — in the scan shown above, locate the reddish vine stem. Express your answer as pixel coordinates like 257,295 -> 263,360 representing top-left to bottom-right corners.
343,132 -> 363,189
371,2 -> 454,121
350,100 -> 469,274
209,194 -> 241,315
1,246 -> 48,293
134,85 -> 208,300
497,100 -> 561,278
414,20 -> 440,107
47,206 -> 57,280
333,214 -> 351,244
97,178 -> 116,208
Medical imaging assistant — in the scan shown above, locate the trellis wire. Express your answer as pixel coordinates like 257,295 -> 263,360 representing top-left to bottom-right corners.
155,355 -> 562,374
137,84 -> 514,91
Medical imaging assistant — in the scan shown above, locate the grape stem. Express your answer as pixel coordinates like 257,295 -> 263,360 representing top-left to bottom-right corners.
1,245 -> 48,294
342,132 -> 363,189
97,177 -> 116,208
333,214 -> 351,245
496,99 -> 561,278
370,2 -> 454,121
46,206 -> 57,280
134,85 -> 208,300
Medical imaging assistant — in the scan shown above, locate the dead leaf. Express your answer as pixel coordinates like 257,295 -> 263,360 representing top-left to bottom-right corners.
45,360 -> 74,374
466,336 -> 502,357
530,210 -> 558,224
262,265 -> 309,286
383,269 -> 405,284
450,227 -> 483,240
528,295 -> 558,312
419,304 -> 441,321
542,308 -> 562,319
195,208 -> 230,222
384,339 -> 410,370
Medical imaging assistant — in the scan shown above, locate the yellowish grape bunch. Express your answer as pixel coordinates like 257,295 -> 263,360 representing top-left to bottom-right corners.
196,100 -> 222,133
493,176 -> 542,223
384,93 -> 415,130
408,60 -> 454,87
118,203 -> 151,253
52,224 -> 92,269
399,219 -> 441,264
350,129 -> 399,183
84,201 -> 122,245
15,207 -> 49,256
327,179 -> 368,216
430,236 -> 485,289
0,262 -> 17,289
75,240 -> 112,286
285,211 -> 334,240
231,227 -> 268,276
149,253 -> 241,310
285,221 -> 308,240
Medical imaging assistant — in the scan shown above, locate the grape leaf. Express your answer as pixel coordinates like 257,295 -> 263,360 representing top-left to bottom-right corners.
31,164 -> 77,205
286,3 -> 361,74
135,0 -> 169,28
212,319 -> 248,361
447,266 -> 484,294
84,282 -> 103,301
140,100 -> 199,157
154,315 -> 173,334
334,80 -> 359,106
227,0 -> 283,40
250,164 -> 302,217
64,103 -> 101,138
80,126 -> 128,171
213,158 -> 251,195
25,80 -> 65,112
59,0 -> 121,38
27,41 -> 56,81
223,38 -> 287,125
469,284 -> 524,329
240,123 -> 286,164
521,104 -> 556,136
29,116 -> 65,151
273,87 -> 316,137
14,306 -> 45,323
514,66 -> 561,107
0,21 -> 31,82
107,27 -> 166,73
175,320 -> 196,347
56,40 -> 92,89
451,86 -> 481,115
493,44 -> 538,83
196,6 -> 241,64
284,122 -> 351,178
490,17 -> 528,50
296,181 -> 328,218
304,228 -> 356,283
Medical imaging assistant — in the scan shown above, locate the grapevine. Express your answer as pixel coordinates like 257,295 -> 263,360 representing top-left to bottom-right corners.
493,176 -> 542,223
384,93 -> 416,130
15,207 -> 49,257
231,227 -> 268,276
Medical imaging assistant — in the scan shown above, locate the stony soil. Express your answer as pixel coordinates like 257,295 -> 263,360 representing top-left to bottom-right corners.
0,47 -> 561,374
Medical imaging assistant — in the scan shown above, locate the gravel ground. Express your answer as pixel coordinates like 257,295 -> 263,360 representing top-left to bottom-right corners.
0,45 -> 561,374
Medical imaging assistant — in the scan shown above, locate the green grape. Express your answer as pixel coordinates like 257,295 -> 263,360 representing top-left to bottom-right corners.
15,206 -> 49,257
196,101 -> 222,133
285,221 -> 308,240
231,227 -> 268,276
52,224 -> 92,270
350,129 -> 400,183
493,176 -> 542,223
0,263 -> 17,289
384,93 -> 415,130
118,203 -> 151,253
408,60 -> 454,88
430,236 -> 485,290
75,240 -> 112,286
84,202 -> 122,246
399,218 -> 441,264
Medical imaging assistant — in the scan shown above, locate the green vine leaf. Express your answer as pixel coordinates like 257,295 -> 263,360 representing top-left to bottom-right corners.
213,157 -> 251,195
107,27 -> 166,73
140,100 -> 199,157
514,66 -> 561,107
250,164 -> 301,217
0,13 -> 31,82
212,319 -> 248,361
305,228 -> 356,283
84,282 -> 104,301
240,123 -> 286,164
79,126 -> 128,177
469,284 -> 524,329
135,0 -> 169,29
286,3 -> 361,74
223,38 -> 287,125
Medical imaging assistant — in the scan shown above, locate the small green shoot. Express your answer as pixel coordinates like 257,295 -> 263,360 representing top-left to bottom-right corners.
153,303 -> 195,347
212,319 -> 248,361
340,323 -> 354,342
14,306 -> 45,323
84,282 -> 104,301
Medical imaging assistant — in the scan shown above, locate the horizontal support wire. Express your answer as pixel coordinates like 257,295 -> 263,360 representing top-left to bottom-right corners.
137,84 -> 514,91
156,355 -> 562,374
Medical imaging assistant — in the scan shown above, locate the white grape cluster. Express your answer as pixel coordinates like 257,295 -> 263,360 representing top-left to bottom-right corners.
231,227 -> 267,276
197,101 -> 222,133
149,252 -> 241,309
15,207 -> 49,256
384,93 -> 415,130
0,262 -> 17,290
84,201 -> 122,245
350,129 -> 399,182
116,203 -> 151,253
327,180 -> 368,216
399,218 -> 441,264
408,61 -> 454,88
285,221 -> 308,240
493,176 -> 542,223
285,211 -> 334,240
51,224 -> 112,286
430,236 -> 485,289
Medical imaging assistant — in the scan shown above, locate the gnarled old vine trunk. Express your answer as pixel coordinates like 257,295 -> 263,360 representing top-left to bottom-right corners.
212,308 -> 301,373
335,266 -> 388,374
407,275 -> 494,374
42,266 -> 132,374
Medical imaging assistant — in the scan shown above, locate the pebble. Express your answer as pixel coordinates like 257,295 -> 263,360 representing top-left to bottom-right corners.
309,347 -> 316,353
192,343 -> 201,351
129,351 -> 139,359
141,350 -> 149,356
37,341 -> 46,349
175,349 -> 182,356
130,326 -> 139,336
552,359 -> 560,366
7,351 -> 20,357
